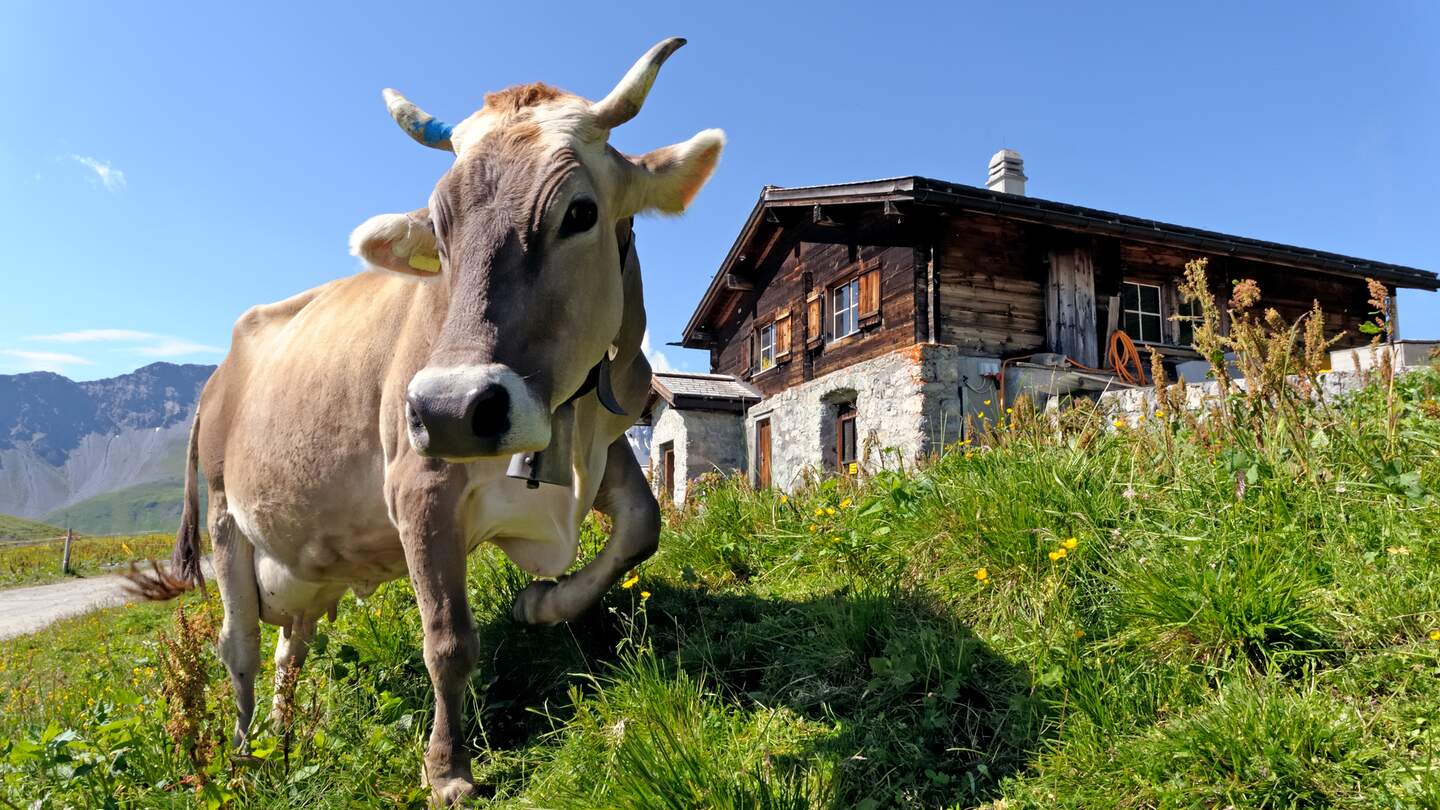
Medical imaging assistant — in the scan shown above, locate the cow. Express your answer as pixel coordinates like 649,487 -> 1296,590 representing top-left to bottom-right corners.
145,38 -> 722,803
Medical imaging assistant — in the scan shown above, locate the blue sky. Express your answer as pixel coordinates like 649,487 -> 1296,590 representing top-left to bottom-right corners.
2,1 -> 1436,381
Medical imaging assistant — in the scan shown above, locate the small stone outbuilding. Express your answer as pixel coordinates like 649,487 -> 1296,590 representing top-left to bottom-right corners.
641,372 -> 760,504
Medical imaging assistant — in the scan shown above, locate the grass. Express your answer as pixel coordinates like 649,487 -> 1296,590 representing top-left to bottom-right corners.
1,285 -> 1437,806
0,533 -> 177,588
42,479 -> 208,536
0,514 -> 63,544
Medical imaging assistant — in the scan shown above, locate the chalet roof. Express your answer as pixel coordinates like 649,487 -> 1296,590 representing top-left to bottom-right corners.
652,371 -> 761,404
681,176 -> 1438,347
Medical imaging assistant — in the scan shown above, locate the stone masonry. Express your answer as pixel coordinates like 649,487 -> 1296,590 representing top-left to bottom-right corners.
744,344 -> 987,490
649,401 -> 749,504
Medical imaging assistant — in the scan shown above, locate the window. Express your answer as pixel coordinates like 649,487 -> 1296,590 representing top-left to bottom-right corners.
1121,281 -> 1164,343
1175,297 -> 1201,347
835,403 -> 857,475
758,322 -> 776,371
832,279 -> 860,339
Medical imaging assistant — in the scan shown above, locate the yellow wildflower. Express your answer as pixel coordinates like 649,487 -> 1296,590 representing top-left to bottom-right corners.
983,399 -> 992,406
814,508 -> 825,517
779,494 -> 788,504
826,507 -> 836,516
1048,548 -> 1068,562
1006,407 -> 1014,414
640,591 -> 651,600
1073,629 -> 1085,639
1155,410 -> 1166,418
840,498 -> 852,509
621,574 -> 639,589
974,567 -> 989,582
1062,537 -> 1078,550
1387,546 -> 1410,556
809,524 -> 819,533
1112,419 -> 1124,428
1431,629 -> 1440,642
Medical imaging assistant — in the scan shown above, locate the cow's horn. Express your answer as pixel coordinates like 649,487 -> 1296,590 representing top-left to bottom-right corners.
382,88 -> 454,151
589,37 -> 687,130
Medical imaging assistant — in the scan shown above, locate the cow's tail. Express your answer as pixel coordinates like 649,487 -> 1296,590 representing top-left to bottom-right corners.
124,414 -> 205,600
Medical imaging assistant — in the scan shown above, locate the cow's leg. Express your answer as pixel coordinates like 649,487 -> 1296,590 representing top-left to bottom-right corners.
211,497 -> 261,750
390,465 -> 478,805
513,437 -> 660,625
267,616 -> 315,730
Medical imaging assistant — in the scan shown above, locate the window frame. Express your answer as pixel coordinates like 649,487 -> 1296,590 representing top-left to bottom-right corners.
757,321 -> 776,372
831,278 -> 860,341
1121,280 -> 1165,344
1175,296 -> 1201,347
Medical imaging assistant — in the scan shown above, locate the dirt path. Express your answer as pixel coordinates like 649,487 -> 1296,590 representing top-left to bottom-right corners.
0,560 -> 214,641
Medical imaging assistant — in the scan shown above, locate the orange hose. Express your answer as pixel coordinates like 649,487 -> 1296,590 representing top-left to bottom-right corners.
995,330 -> 1148,407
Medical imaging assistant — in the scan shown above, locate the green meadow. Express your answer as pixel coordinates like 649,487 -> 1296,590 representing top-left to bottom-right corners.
2,361 -> 1438,808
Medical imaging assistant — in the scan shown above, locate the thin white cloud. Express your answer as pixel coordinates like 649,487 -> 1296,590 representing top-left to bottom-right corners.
26,329 -> 224,358
640,329 -> 674,373
70,154 -> 126,191
0,349 -> 95,372
133,339 -> 225,357
27,329 -> 159,343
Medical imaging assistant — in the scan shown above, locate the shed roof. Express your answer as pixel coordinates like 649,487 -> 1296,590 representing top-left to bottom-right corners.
651,371 -> 761,406
681,176 -> 1438,347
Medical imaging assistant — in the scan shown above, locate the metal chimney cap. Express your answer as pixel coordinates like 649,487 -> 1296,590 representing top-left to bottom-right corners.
987,149 -> 1027,195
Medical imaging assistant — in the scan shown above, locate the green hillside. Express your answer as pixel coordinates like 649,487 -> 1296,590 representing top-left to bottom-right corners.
42,479 -> 207,535
0,513 -> 63,544
3,361 -> 1438,807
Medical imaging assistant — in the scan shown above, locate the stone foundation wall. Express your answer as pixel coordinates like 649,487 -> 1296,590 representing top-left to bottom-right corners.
1100,370 -> 1390,420
745,344 -> 987,490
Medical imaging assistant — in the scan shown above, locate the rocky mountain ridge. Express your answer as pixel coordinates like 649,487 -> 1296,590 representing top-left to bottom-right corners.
0,363 -> 214,518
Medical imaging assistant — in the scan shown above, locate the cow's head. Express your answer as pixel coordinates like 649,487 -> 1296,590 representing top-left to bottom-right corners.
351,38 -> 722,460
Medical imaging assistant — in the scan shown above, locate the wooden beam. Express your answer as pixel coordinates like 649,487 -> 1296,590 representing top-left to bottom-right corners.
724,274 -> 755,291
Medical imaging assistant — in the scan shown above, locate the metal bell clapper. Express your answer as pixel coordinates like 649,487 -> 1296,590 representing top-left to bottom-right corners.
506,402 -> 575,489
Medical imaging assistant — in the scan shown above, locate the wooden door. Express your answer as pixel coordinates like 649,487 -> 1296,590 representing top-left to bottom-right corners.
836,403 -> 857,475
662,445 -> 676,503
755,419 -> 772,489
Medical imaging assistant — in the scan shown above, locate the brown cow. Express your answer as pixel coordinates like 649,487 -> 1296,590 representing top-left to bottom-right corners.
154,39 -> 721,803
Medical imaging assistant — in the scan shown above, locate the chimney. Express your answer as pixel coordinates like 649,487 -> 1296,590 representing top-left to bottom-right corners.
986,149 -> 1027,195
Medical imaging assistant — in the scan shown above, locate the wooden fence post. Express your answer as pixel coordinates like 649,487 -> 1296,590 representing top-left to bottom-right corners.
61,528 -> 74,575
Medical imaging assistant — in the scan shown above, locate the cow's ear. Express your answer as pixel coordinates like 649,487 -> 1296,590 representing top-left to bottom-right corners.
349,208 -> 441,276
624,129 -> 725,216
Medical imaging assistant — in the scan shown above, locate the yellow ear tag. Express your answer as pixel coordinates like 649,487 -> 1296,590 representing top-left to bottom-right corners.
407,253 -> 441,273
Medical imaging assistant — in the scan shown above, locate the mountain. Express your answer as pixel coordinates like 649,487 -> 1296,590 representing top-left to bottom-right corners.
0,362 -> 214,520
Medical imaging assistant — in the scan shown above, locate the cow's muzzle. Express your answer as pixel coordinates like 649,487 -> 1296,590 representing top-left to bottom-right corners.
404,365 -> 549,459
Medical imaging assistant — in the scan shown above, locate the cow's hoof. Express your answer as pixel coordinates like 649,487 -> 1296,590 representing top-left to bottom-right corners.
429,775 -> 479,806
423,767 -> 479,807
512,580 -> 561,625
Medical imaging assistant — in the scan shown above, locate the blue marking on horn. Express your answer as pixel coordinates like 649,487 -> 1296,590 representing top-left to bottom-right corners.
420,118 -> 453,146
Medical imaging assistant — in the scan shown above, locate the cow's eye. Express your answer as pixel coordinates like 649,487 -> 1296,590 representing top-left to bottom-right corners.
559,198 -> 598,237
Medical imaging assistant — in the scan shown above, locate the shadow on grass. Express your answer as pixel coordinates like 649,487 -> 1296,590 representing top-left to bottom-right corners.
466,581 -> 1053,807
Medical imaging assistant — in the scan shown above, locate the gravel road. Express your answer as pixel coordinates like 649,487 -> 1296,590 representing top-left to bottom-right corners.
0,561 -> 213,641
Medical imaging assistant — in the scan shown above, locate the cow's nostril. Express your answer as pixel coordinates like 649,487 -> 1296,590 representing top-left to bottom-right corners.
469,384 -> 511,439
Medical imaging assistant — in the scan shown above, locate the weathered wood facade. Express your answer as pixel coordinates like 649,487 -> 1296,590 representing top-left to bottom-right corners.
674,174 -> 1437,488
686,177 -> 1433,380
